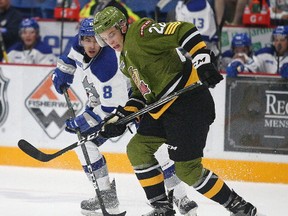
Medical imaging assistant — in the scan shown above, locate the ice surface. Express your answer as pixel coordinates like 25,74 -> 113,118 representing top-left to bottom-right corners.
0,166 -> 287,216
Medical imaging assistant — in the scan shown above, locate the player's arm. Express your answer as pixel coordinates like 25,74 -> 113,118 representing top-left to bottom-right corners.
52,36 -> 80,94
176,23 -> 223,88
141,20 -> 223,88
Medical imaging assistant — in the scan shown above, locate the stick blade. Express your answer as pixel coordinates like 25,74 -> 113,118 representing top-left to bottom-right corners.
18,139 -> 51,162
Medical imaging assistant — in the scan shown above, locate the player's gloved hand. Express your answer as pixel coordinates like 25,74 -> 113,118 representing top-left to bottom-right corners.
192,49 -> 223,88
226,60 -> 244,77
65,106 -> 103,134
100,97 -> 145,138
280,63 -> 288,78
52,68 -> 74,94
99,106 -> 131,138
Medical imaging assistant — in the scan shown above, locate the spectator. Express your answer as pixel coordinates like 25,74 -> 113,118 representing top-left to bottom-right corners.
6,18 -> 56,64
269,0 -> 288,25
38,0 -> 57,19
172,0 -> 220,58
10,0 -> 41,18
79,0 -> 139,23
254,25 -> 288,78
0,0 -> 23,61
213,0 -> 249,30
221,33 -> 258,77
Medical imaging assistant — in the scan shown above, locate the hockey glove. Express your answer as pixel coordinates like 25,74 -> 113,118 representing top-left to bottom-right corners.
226,60 -> 244,77
52,68 -> 74,94
280,63 -> 288,78
52,58 -> 76,94
99,97 -> 145,138
99,106 -> 132,138
192,49 -> 223,88
65,106 -> 103,134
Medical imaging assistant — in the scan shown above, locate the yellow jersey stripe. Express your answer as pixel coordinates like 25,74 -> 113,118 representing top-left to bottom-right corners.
164,22 -> 181,35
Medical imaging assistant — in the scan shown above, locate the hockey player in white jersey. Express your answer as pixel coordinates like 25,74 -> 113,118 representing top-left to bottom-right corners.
254,25 -> 288,78
222,33 -> 258,77
7,18 -> 56,65
174,0 -> 220,58
52,18 -> 198,216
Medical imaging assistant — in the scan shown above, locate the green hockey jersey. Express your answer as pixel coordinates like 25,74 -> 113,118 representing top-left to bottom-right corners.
119,18 -> 206,119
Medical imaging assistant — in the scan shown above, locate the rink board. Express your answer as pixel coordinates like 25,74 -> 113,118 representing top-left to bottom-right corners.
0,64 -> 287,184
1,146 -> 288,184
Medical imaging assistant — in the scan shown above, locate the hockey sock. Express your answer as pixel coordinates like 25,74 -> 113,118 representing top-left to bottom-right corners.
193,168 -> 231,205
134,163 -> 167,203
162,163 -> 187,199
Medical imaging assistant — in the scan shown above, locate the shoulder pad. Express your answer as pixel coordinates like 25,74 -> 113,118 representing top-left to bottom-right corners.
255,47 -> 274,56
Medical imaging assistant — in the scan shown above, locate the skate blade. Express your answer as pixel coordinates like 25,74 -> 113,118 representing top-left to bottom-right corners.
81,209 -> 126,216
81,209 -> 103,216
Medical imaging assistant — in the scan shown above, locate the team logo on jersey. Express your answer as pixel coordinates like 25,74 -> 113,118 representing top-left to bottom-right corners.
0,69 -> 9,127
140,20 -> 152,36
25,71 -> 83,138
128,66 -> 151,99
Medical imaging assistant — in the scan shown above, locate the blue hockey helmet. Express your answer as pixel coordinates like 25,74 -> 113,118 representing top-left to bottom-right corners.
272,25 -> 288,39
79,18 -> 95,40
231,33 -> 252,48
19,18 -> 39,34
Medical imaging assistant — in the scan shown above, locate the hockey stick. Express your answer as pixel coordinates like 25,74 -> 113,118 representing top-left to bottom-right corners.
0,31 -> 8,62
18,81 -> 202,162
63,88 -> 126,216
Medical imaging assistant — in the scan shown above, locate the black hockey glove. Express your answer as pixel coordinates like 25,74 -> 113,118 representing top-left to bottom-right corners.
100,98 -> 145,138
99,107 -> 127,138
192,49 -> 223,88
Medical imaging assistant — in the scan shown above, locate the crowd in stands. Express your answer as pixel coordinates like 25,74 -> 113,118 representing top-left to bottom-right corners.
0,0 -> 288,78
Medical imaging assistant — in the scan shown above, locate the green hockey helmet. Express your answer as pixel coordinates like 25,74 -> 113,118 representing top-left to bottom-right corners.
93,6 -> 127,35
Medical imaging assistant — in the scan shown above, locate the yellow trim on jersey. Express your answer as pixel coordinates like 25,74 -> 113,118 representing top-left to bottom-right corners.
149,67 -> 199,119
149,98 -> 177,119
124,106 -> 139,113
188,41 -> 206,56
203,178 -> 225,199
139,173 -> 164,187
164,22 -> 181,35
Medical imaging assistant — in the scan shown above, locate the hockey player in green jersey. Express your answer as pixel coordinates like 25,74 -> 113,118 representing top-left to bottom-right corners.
93,6 -> 259,216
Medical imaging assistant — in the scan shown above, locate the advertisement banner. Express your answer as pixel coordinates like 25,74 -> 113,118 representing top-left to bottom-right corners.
225,76 -> 288,154
0,64 -> 134,153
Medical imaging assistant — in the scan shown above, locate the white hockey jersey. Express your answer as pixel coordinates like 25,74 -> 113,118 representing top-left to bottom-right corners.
254,46 -> 288,74
175,0 -> 219,56
60,35 -> 131,116
7,40 -> 56,65
221,49 -> 259,73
